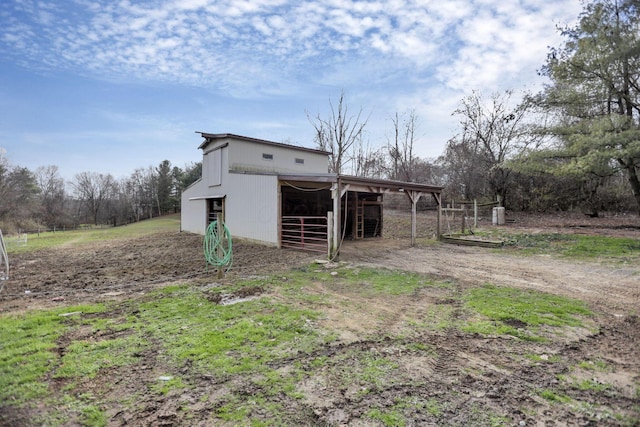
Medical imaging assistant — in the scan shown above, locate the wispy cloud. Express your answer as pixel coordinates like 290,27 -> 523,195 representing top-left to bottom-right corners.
0,0 -> 586,178
1,0 -> 581,97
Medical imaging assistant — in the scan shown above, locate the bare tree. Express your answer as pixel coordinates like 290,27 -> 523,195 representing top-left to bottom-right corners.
352,139 -> 386,178
387,110 -> 419,181
71,172 -> 116,225
307,90 -> 369,174
447,90 -> 535,206
439,135 -> 486,201
34,165 -> 66,226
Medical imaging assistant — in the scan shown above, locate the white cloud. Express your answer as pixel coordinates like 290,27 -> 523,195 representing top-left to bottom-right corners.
0,0 -> 583,140
0,1 -> 459,90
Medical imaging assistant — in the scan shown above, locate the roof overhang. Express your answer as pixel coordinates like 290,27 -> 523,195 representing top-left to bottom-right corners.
278,173 -> 443,195
188,195 -> 226,201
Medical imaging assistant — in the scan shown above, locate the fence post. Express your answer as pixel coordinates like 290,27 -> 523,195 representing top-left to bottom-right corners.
474,199 -> 478,229
0,229 -> 8,283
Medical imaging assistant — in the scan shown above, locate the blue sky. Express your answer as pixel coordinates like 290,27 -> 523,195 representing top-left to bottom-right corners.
0,0 -> 581,181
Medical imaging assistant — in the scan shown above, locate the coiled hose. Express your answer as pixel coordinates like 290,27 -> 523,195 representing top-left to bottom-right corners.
203,220 -> 233,271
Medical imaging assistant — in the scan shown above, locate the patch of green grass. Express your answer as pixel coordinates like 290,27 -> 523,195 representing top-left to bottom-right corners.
575,378 -> 611,392
539,389 -> 572,403
563,235 -> 640,259
136,286 -> 329,377
0,304 -> 106,403
499,232 -> 640,261
32,394 -> 107,427
366,397 -> 504,426
150,375 -> 186,395
80,404 -> 107,427
338,266 -> 447,295
216,398 -> 251,423
6,214 -> 180,253
395,396 -> 443,417
366,407 -> 405,426
462,284 -> 591,341
318,348 -> 401,398
250,264 -> 450,298
215,392 -> 290,426
577,359 -> 610,372
55,334 -> 147,380
406,342 -> 437,355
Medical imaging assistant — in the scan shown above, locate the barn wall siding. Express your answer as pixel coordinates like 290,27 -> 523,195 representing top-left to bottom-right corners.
181,195 -> 207,234
225,174 -> 279,245
229,140 -> 328,174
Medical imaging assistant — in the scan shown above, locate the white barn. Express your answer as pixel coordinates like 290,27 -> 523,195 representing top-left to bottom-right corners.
181,132 -> 443,257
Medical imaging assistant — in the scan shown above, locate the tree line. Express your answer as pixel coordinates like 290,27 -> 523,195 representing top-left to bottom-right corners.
1,0 -> 638,233
0,157 -> 201,233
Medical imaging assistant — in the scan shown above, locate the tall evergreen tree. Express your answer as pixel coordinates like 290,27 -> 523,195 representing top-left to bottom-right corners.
156,160 -> 174,215
538,0 -> 640,213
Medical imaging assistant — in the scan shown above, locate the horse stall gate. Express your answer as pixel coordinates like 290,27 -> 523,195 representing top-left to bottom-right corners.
279,183 -> 384,252
280,183 -> 332,253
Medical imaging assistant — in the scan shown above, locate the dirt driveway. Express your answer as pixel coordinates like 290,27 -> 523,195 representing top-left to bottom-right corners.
341,239 -> 640,317
1,211 -> 639,426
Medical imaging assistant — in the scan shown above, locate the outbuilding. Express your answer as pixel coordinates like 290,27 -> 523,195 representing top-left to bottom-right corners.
181,133 -> 443,258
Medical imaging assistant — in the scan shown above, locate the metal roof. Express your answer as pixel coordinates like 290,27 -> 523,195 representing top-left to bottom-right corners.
196,132 -> 331,156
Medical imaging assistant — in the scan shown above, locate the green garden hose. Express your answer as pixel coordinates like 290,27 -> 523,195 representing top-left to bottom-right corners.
203,220 -> 233,270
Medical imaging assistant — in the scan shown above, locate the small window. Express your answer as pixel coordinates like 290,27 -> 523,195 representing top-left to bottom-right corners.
262,153 -> 273,160
295,158 -> 304,164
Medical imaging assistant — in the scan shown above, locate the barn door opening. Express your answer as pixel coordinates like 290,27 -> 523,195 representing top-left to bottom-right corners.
207,197 -> 225,225
280,183 -> 332,253
344,192 -> 383,239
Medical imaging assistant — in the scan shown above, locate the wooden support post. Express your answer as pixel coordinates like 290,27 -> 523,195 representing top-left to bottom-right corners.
404,190 -> 422,247
330,181 -> 340,260
437,201 -> 441,240
216,213 -> 224,279
411,194 -> 417,246
327,211 -> 333,260
432,192 -> 442,241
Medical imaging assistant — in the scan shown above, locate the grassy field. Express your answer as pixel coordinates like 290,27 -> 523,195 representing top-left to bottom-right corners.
0,264 -> 599,426
4,214 -> 181,253
1,216 -> 638,426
